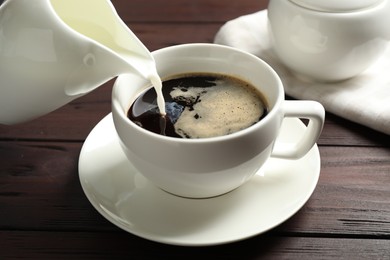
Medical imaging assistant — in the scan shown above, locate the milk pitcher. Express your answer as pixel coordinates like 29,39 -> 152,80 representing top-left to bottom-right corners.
0,0 -> 159,124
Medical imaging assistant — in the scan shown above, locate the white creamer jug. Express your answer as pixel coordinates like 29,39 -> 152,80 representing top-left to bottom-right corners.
0,0 -> 161,124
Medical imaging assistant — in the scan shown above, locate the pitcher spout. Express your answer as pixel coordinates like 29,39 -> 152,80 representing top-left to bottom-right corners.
51,0 -> 159,95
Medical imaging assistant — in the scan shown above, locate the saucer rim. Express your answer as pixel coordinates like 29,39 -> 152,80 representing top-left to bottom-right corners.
78,113 -> 321,246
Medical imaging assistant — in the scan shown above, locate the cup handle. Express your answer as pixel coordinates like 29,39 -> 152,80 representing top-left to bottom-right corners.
271,100 -> 325,159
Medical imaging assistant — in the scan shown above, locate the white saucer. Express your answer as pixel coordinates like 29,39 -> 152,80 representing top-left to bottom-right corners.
79,114 -> 321,246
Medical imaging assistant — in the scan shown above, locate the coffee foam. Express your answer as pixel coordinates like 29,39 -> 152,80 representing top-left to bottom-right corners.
170,78 -> 266,138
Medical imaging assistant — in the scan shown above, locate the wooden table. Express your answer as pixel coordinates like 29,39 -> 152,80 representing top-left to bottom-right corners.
1,0 -> 389,259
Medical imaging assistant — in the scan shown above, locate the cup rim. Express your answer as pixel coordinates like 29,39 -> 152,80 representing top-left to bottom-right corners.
113,43 -> 284,144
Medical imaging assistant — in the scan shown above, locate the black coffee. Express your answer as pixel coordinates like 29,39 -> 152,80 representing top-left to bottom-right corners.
128,73 -> 268,138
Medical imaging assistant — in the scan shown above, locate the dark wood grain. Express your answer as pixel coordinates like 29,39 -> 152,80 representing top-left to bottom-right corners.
0,0 -> 389,258
1,231 -> 389,260
1,143 -> 389,238
111,0 -> 268,23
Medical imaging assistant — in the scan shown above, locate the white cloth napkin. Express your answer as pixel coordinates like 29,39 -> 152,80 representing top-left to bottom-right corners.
214,10 -> 390,135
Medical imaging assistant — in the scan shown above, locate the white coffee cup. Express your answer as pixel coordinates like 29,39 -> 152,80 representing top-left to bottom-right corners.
112,44 -> 325,198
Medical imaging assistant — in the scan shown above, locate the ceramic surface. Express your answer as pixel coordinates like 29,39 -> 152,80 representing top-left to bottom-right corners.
290,0 -> 384,12
268,0 -> 390,81
79,114 -> 321,246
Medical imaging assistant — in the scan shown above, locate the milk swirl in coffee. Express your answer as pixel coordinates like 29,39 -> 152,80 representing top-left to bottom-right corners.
128,73 -> 268,138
